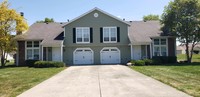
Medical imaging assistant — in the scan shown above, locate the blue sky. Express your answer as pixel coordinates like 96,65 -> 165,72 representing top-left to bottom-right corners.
6,0 -> 171,25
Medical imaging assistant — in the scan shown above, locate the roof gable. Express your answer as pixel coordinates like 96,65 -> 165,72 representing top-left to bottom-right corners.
63,7 -> 130,27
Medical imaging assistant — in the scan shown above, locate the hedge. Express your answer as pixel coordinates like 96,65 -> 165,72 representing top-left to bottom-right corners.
34,61 -> 65,68
25,60 -> 65,68
134,60 -> 145,66
152,56 -> 177,64
25,60 -> 39,67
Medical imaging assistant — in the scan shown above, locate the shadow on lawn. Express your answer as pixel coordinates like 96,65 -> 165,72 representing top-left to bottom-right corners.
0,63 -> 27,69
155,62 -> 200,66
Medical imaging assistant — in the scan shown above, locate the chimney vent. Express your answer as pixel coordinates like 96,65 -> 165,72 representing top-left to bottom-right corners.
20,12 -> 24,17
123,18 -> 125,21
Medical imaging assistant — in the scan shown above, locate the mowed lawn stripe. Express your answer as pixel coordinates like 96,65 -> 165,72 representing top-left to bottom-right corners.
131,65 -> 200,97
0,67 -> 65,97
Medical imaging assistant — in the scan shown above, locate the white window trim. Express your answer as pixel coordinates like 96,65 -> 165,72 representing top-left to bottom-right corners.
76,27 -> 90,44
103,27 -> 117,43
152,38 -> 168,56
25,41 -> 40,60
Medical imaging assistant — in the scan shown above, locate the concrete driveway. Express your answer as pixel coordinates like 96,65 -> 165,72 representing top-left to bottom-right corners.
18,65 -> 191,97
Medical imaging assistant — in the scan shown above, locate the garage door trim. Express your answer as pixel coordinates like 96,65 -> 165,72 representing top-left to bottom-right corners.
100,47 -> 121,64
73,48 -> 94,65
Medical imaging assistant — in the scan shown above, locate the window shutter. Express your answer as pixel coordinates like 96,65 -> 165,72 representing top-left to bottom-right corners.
73,28 -> 76,43
90,28 -> 93,43
100,27 -> 103,43
117,27 -> 120,42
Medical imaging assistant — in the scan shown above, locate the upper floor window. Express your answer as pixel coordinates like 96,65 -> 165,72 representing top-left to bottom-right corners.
76,27 -> 90,43
26,41 -> 40,60
103,27 -> 117,43
153,38 -> 167,56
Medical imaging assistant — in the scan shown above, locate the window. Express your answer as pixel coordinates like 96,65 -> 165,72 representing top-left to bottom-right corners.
103,27 -> 117,43
76,27 -> 90,43
26,41 -> 40,60
153,38 -> 167,56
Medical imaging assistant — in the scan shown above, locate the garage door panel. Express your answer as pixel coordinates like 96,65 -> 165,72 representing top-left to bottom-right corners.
74,48 -> 93,65
101,48 -> 120,64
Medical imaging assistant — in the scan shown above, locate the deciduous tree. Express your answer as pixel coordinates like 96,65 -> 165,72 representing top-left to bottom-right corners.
161,0 -> 200,63
143,14 -> 159,21
0,0 -> 28,67
36,17 -> 54,23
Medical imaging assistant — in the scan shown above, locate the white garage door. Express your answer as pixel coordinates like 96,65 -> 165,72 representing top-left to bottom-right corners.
101,47 -> 120,64
74,48 -> 93,65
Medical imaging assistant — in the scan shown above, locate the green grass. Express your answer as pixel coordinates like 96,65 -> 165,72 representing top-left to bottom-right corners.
131,65 -> 200,97
0,67 -> 65,97
177,54 -> 200,62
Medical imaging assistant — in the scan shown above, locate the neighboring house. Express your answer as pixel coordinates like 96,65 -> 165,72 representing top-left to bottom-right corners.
176,43 -> 200,54
15,8 -> 176,66
0,53 -> 14,62
176,45 -> 186,54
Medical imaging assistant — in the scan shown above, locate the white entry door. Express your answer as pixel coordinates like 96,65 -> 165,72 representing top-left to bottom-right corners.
133,45 -> 141,60
52,47 -> 61,61
101,47 -> 120,64
74,48 -> 93,65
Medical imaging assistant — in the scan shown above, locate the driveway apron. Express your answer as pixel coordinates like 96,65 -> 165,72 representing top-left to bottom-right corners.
18,65 -> 191,97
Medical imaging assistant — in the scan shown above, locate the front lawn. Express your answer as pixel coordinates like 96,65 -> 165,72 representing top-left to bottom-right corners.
0,67 -> 65,97
130,65 -> 200,97
177,54 -> 200,62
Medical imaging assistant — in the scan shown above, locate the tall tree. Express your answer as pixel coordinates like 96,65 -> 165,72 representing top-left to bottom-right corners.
36,17 -> 54,23
143,14 -> 159,21
0,0 -> 28,67
161,0 -> 200,63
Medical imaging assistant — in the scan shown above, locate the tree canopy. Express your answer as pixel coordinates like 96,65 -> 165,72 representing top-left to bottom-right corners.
36,18 -> 54,23
0,0 -> 28,67
143,14 -> 159,21
161,0 -> 200,63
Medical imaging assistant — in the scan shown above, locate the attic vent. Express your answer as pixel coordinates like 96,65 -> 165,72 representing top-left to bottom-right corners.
123,18 -> 125,21
129,21 -> 132,23
60,22 -> 63,24
67,19 -> 70,22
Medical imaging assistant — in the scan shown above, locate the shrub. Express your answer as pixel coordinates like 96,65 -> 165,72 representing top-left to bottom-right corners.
168,56 -> 177,63
152,56 -> 177,64
25,60 -> 39,67
130,60 -> 136,65
135,60 -> 145,66
34,61 -> 65,68
143,59 -> 153,65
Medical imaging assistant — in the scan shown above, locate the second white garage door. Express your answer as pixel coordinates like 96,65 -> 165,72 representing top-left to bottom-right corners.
101,47 -> 120,64
73,48 -> 93,65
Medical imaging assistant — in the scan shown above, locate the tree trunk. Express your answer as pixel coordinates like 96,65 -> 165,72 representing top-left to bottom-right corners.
185,42 -> 191,63
1,55 -> 5,67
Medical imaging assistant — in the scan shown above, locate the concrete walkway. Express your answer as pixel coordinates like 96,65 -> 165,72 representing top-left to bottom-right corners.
18,65 -> 191,97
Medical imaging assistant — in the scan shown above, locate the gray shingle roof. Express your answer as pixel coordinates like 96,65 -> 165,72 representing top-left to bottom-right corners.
15,22 -> 66,47
15,21 -> 164,46
128,21 -> 163,44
